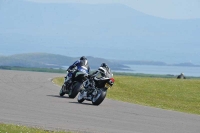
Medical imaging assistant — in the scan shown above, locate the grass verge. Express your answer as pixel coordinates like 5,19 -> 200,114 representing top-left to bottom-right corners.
53,75 -> 200,115
0,123 -> 72,133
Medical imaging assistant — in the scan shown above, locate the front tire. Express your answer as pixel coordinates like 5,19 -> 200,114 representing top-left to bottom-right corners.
77,93 -> 85,103
59,85 -> 65,96
92,89 -> 107,106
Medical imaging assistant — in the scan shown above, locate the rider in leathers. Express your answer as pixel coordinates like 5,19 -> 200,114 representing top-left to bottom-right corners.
82,63 -> 112,97
64,56 -> 90,88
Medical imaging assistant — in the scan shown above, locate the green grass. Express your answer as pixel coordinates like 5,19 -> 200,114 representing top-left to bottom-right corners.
53,76 -> 200,115
0,123 -> 73,133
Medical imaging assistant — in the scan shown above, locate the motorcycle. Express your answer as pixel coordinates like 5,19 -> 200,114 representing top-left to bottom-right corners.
59,69 -> 88,98
77,67 -> 115,105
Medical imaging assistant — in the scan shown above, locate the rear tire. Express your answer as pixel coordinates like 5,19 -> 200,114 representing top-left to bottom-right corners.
68,82 -> 83,98
92,89 -> 107,106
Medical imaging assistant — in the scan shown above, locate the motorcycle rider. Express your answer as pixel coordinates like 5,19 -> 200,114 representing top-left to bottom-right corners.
83,63 -> 112,97
64,56 -> 90,90
90,63 -> 113,79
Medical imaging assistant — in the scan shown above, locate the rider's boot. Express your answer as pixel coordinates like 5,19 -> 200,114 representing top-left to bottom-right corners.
65,79 -> 72,89
82,91 -> 88,98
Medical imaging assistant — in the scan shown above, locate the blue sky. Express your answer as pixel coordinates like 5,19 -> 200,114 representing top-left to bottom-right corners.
0,0 -> 200,64
26,0 -> 200,19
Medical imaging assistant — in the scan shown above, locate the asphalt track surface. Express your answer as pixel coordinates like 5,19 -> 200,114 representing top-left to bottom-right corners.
0,70 -> 200,133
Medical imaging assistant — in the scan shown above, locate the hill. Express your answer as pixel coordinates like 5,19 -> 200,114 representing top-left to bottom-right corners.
0,0 -> 200,64
0,53 -> 130,71
1,53 -> 199,72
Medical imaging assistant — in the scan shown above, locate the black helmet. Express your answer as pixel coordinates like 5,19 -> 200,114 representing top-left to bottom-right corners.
100,63 -> 110,73
100,63 -> 107,68
80,56 -> 87,60
98,63 -> 112,77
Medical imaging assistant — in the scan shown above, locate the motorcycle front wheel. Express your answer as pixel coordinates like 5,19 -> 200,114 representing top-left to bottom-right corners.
92,89 -> 107,106
77,92 -> 85,103
59,85 -> 65,96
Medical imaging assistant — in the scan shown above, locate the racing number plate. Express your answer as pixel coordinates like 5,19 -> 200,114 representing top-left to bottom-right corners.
105,83 -> 111,89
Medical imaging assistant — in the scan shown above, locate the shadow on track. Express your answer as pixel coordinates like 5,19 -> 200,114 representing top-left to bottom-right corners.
46,95 -> 96,106
46,95 -> 71,99
69,101 -> 95,106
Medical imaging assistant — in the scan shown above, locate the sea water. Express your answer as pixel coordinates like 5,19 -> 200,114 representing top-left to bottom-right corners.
113,65 -> 200,77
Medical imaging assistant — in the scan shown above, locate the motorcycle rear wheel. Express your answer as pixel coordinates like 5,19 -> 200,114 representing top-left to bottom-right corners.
68,82 -> 83,98
92,89 -> 107,106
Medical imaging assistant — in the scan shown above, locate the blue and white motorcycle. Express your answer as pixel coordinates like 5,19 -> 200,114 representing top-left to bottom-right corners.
59,68 -> 88,98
